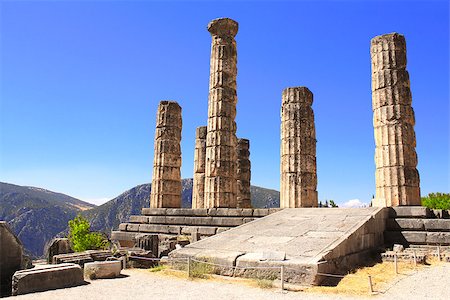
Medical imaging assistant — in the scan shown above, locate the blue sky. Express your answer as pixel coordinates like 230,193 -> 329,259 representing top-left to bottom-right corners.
1,0 -> 448,206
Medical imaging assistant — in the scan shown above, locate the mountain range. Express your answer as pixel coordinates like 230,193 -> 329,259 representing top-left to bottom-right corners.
0,180 -> 279,257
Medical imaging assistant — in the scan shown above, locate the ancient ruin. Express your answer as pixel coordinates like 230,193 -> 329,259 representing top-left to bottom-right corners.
150,101 -> 182,208
371,33 -> 421,207
280,87 -> 318,208
236,138 -> 251,208
192,126 -> 207,208
204,18 -> 239,208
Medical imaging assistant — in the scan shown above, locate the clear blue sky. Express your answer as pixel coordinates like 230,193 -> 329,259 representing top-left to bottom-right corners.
1,0 -> 448,205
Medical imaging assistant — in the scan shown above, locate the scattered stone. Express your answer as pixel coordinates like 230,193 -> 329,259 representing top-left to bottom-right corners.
0,221 -> 24,297
150,101 -> 182,208
371,33 -> 420,206
84,261 -> 122,280
45,238 -> 73,264
52,250 -> 112,266
393,244 -> 404,252
12,263 -> 84,296
204,18 -> 239,208
280,87 -> 318,207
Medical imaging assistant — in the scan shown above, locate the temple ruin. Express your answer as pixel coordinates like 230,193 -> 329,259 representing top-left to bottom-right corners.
204,18 -> 239,208
236,138 -> 251,208
371,33 -> 421,207
192,126 -> 207,209
280,87 -> 318,208
150,101 -> 182,208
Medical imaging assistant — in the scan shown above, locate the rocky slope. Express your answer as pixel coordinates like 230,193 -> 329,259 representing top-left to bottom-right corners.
1,180 -> 279,257
0,182 -> 95,257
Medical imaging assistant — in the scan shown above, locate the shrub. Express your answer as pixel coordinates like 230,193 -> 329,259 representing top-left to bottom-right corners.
68,215 -> 110,252
421,193 -> 450,210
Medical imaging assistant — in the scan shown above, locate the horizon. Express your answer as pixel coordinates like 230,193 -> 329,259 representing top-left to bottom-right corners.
1,1 -> 449,207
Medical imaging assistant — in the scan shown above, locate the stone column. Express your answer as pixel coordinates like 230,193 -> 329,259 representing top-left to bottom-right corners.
371,33 -> 420,206
280,87 -> 318,208
237,138 -> 252,208
150,101 -> 182,208
192,126 -> 207,208
204,18 -> 239,208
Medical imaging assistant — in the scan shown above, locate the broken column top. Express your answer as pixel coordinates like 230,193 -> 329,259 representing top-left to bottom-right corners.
282,87 -> 313,105
207,18 -> 238,37
371,32 -> 406,47
237,138 -> 249,147
159,100 -> 181,109
196,126 -> 207,139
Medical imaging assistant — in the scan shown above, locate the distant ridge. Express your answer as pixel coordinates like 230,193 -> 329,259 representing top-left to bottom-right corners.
0,180 -> 279,257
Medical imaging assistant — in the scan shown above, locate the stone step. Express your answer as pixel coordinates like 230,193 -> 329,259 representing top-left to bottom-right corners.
386,218 -> 450,231
388,207 -> 433,218
114,224 -> 232,238
125,215 -> 258,227
385,230 -> 450,246
141,208 -> 281,217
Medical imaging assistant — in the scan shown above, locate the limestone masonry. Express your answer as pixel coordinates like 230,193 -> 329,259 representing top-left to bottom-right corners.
192,126 -> 207,208
204,18 -> 239,208
371,33 -> 420,206
236,138 -> 251,208
280,87 -> 318,208
150,101 -> 182,208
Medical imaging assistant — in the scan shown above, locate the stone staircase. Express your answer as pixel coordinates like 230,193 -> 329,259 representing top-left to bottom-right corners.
385,207 -> 450,247
111,208 -> 280,248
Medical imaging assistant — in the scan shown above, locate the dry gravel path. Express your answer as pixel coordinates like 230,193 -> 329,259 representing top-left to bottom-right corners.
13,264 -> 450,300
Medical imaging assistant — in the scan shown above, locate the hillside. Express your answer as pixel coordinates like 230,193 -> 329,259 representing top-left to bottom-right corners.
0,180 -> 279,258
0,182 -> 96,257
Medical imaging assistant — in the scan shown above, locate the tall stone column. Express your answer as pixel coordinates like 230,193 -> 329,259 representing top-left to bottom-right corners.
237,138 -> 252,208
280,87 -> 318,208
150,101 -> 182,208
204,18 -> 239,208
192,126 -> 207,208
371,33 -> 420,206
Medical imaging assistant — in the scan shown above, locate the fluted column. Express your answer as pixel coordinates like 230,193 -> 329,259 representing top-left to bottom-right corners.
371,33 -> 420,206
280,87 -> 318,208
192,126 -> 207,208
204,18 -> 239,208
237,138 -> 252,208
150,101 -> 182,208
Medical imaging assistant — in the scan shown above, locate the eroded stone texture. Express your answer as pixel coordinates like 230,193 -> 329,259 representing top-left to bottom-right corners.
204,18 -> 239,208
280,87 -> 318,208
192,126 -> 207,208
237,138 -> 251,208
371,33 -> 420,207
150,101 -> 182,208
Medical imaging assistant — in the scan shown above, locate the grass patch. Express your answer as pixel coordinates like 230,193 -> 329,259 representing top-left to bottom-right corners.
149,265 -> 166,272
255,279 -> 274,289
189,260 -> 215,279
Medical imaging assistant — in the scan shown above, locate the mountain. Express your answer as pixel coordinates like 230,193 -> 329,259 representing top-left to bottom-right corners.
83,178 -> 280,234
0,182 -> 95,257
1,180 -> 279,258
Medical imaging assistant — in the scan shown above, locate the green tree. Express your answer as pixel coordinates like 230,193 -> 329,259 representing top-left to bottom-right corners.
421,193 -> 450,210
68,215 -> 109,252
329,200 -> 338,208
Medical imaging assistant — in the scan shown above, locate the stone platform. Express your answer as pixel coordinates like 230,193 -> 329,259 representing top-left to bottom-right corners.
169,207 -> 387,285
111,208 -> 280,250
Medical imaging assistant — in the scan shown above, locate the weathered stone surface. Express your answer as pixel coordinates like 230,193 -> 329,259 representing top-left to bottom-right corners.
52,250 -> 112,266
12,263 -> 84,296
0,221 -> 23,297
236,138 -> 252,208
192,126 -> 207,208
45,238 -> 73,264
280,87 -> 318,208
388,206 -> 431,218
150,101 -> 182,208
204,18 -> 239,208
371,33 -> 420,207
84,261 -> 121,280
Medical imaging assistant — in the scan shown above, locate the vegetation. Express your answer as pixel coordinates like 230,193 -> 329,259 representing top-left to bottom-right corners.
189,260 -> 215,279
255,279 -> 274,289
319,200 -> 338,208
421,193 -> 450,210
68,215 -> 109,252
149,265 -> 166,272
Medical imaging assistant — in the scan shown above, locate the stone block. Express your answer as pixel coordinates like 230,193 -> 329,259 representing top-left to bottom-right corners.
12,263 -> 84,296
147,216 -> 167,224
252,208 -> 270,217
387,218 -> 425,230
129,215 -> 149,223
141,208 -> 167,215
126,223 -> 140,232
198,227 -> 218,236
118,223 -> 128,231
139,224 -> 170,234
184,216 -> 213,226
0,221 -> 24,297
388,207 -> 431,218
424,219 -> 450,231
209,217 -> 244,227
426,232 -> 450,245
84,261 -> 122,280
45,238 -> 73,264
111,231 -> 137,241
216,227 -> 232,234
